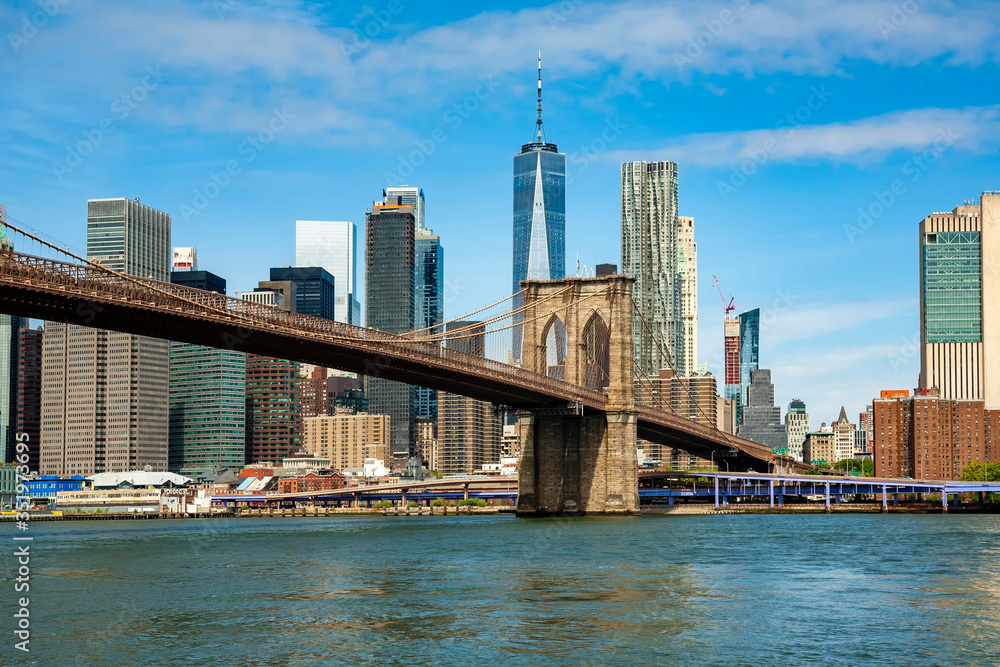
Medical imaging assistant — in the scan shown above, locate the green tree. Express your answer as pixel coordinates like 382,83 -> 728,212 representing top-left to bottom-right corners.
960,461 -> 1000,482
833,459 -> 874,476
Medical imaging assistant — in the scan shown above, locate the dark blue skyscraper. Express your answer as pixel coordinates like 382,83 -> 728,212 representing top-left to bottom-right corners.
738,308 -> 760,427
512,53 -> 565,362
415,228 -> 444,420
269,266 -> 336,320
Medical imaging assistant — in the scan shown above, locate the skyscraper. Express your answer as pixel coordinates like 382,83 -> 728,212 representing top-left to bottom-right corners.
512,54 -> 566,362
15,325 -> 42,471
918,194 -> 1000,405
738,308 -> 760,424
622,160 -> 681,376
295,220 -> 361,325
739,368 -> 787,450
384,186 -> 425,231
41,198 -> 170,475
366,197 -> 416,460
269,266 -> 336,320
169,261 -> 246,476
677,215 -> 697,376
723,315 -> 741,409
415,228 -> 444,420
245,356 -> 300,463
784,399 -> 809,462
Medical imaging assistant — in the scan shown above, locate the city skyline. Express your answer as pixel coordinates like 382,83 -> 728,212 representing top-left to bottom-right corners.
3,1 -> 1000,424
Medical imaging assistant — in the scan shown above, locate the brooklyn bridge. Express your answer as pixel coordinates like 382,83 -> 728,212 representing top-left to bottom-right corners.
0,219 -> 809,516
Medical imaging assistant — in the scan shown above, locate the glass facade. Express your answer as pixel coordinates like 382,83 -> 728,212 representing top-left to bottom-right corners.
168,271 -> 246,475
738,308 -> 760,423
295,221 -> 360,325
0,314 -> 21,464
87,198 -> 171,281
513,148 -> 566,294
923,231 -> 982,343
384,186 -> 425,231
269,266 -> 337,320
739,368 -> 787,448
415,229 -> 444,420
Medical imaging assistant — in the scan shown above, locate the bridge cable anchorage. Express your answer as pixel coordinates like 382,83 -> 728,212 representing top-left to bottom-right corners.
628,295 -> 788,469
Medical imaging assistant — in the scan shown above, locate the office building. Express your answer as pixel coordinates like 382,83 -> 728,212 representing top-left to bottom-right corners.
414,418 -> 438,471
622,160 -> 680,376
833,407 -> 855,463
15,325 -> 42,471
919,194 -> 1000,405
384,186 -> 425,231
723,315 -> 741,410
300,367 -> 330,418
269,266 -> 336,320
717,396 -> 737,435
245,356 -> 301,464
295,220 -> 361,325
677,215 -> 697,377
172,247 -> 197,271
169,264 -> 246,476
512,54 -> 566,362
0,311 -> 20,464
302,411 -> 390,470
803,431 -> 836,466
738,368 -> 787,449
41,198 -> 170,476
438,322 -> 501,475
366,197 -> 416,460
784,399 -> 809,462
415,228 -> 444,420
738,308 -> 760,422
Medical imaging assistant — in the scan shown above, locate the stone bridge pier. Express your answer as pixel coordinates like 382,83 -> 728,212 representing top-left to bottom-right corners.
515,276 -> 639,516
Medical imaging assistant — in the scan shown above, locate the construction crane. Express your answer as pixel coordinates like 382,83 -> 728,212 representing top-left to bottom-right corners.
712,274 -> 735,316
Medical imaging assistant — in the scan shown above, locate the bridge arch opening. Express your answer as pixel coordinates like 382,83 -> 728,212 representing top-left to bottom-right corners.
582,311 -> 610,392
540,314 -> 567,380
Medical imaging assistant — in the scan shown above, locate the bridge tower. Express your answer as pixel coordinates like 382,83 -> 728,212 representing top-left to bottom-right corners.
516,275 -> 639,515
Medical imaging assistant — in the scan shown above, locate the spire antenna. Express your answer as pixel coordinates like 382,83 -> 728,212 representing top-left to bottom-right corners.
536,50 -> 543,144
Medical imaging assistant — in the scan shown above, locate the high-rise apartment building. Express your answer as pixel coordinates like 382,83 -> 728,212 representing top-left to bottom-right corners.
918,194 -> 1000,405
784,399 -> 809,462
415,228 -> 444,420
873,391 -> 995,480
438,322 -> 501,475
245,355 -> 300,464
41,198 -> 170,475
302,411 -> 390,470
366,197 -> 416,460
739,368 -> 787,449
269,266 -> 336,320
168,264 -> 246,476
384,186 -> 425,231
15,325 -> 42,471
300,366 -> 330,418
622,160 -> 680,377
295,220 -> 361,325
724,315 -> 741,408
738,308 -> 760,423
512,55 -> 566,362
677,215 -> 697,377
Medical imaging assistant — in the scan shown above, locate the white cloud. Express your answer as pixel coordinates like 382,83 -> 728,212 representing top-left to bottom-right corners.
603,106 -> 1000,167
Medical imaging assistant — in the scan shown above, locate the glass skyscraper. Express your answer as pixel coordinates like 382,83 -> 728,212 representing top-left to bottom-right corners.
384,186 -> 425,231
512,55 -> 565,362
738,308 -> 760,426
0,229 -> 21,464
922,230 -> 982,343
295,220 -> 360,325
415,228 -> 444,420
269,266 -> 337,320
169,264 -> 246,476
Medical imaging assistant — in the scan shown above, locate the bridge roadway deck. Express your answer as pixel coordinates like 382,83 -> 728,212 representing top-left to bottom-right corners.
215,476 -> 517,504
0,251 -> 806,472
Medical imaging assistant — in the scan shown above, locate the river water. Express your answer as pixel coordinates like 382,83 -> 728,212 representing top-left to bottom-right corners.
7,514 -> 1000,666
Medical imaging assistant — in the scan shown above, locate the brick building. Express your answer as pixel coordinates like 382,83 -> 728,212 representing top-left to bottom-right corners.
276,472 -> 344,494
245,355 -> 301,464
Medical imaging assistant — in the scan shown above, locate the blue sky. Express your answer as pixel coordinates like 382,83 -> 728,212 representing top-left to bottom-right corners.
2,0 -> 998,427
